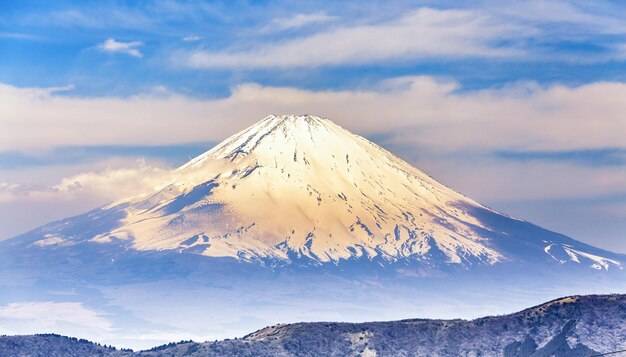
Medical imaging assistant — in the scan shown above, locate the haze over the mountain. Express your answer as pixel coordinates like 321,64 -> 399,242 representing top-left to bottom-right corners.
22,114 -> 622,270
1,114 -> 624,350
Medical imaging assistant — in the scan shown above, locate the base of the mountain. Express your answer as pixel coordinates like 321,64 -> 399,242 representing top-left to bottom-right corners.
1,294 -> 623,357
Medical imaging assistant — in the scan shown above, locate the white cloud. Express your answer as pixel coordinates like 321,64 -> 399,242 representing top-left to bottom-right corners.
185,8 -> 525,69
262,12 -> 337,32
0,159 -> 172,239
1,78 -> 626,154
98,38 -> 143,58
0,301 -> 114,337
0,160 -> 170,204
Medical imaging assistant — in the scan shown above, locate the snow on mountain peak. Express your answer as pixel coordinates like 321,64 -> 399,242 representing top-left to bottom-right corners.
36,114 -> 621,269
90,114 -> 503,265
178,114 -> 333,170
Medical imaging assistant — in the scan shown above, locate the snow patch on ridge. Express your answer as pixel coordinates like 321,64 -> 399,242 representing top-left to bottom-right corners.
544,243 -> 621,270
33,234 -> 67,247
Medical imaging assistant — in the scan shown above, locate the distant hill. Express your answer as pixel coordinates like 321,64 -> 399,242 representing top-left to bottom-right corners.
2,294 -> 624,357
0,334 -> 132,357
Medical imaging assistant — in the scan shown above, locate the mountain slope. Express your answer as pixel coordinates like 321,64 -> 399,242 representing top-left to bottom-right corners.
7,114 -> 623,270
2,294 -> 624,357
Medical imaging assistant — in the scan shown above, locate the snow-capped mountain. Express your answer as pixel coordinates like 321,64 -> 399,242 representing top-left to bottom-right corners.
1,114 -> 625,349
20,114 -> 622,269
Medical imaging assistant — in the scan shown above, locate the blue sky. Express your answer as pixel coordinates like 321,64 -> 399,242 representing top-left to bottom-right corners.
1,0 -> 626,252
4,0 -> 626,96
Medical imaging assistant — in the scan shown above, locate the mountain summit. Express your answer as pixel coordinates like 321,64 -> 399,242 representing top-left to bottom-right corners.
15,114 -> 623,269
108,114 -> 501,265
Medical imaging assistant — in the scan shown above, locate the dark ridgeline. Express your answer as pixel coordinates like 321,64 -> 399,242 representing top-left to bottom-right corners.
1,294 -> 624,357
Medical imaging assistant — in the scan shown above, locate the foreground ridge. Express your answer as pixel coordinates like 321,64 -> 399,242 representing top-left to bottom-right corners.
1,294 -> 624,357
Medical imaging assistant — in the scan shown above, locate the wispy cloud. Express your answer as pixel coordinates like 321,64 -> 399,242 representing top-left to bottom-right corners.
493,0 -> 626,35
97,38 -> 143,57
23,7 -> 155,30
182,35 -> 201,42
0,301 -> 113,338
262,12 -> 337,32
0,160 -> 170,204
614,42 -> 626,60
495,149 -> 626,167
185,8 -> 525,69
7,1 -> 626,77
175,2 -> 626,69
0,158 -> 172,239
2,78 -> 626,154
0,32 -> 40,40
